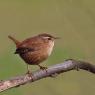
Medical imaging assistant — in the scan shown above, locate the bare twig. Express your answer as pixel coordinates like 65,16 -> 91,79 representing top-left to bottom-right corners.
0,59 -> 95,92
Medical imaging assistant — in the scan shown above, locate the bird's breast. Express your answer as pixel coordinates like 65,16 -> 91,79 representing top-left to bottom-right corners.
19,50 -> 48,65
46,41 -> 54,56
19,41 -> 54,65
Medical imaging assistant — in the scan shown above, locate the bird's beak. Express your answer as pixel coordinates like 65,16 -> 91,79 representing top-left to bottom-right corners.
54,37 -> 60,39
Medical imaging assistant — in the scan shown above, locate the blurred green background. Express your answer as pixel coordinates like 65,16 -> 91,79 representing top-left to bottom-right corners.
0,0 -> 95,95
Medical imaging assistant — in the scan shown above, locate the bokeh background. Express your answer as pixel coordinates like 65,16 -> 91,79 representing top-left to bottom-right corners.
0,0 -> 95,95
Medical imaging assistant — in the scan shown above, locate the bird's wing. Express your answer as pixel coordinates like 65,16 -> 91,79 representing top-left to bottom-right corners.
15,47 -> 35,54
15,37 -> 43,54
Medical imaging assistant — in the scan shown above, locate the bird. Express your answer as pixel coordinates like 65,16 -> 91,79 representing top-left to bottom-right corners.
8,33 -> 59,74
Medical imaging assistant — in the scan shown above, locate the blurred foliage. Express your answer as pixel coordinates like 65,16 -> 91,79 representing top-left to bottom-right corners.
0,0 -> 95,95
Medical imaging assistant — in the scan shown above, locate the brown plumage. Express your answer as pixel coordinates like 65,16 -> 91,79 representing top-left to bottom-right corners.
8,33 -> 59,73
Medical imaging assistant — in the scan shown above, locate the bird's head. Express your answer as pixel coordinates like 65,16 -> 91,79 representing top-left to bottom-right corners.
37,33 -> 60,56
38,33 -> 60,43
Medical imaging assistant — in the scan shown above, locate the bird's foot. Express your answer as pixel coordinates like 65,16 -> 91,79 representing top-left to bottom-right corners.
38,65 -> 48,73
26,70 -> 32,74
26,71 -> 34,81
40,66 -> 47,70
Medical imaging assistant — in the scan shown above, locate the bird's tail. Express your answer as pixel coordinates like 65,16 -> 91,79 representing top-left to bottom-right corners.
8,35 -> 21,47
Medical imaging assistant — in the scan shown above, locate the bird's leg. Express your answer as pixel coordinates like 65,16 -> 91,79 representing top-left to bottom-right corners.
26,64 -> 31,74
26,65 -> 33,81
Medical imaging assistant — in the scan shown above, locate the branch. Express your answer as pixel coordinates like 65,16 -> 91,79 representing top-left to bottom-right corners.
0,59 -> 95,92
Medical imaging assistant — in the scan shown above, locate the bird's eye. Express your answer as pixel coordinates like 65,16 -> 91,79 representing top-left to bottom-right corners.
42,36 -> 52,40
47,37 -> 51,40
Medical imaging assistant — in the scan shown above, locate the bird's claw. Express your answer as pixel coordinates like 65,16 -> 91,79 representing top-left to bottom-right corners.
26,70 -> 31,74
39,66 -> 48,73
26,71 -> 34,81
40,66 -> 47,70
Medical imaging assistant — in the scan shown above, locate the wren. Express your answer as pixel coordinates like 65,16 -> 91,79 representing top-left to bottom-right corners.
8,33 -> 59,73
